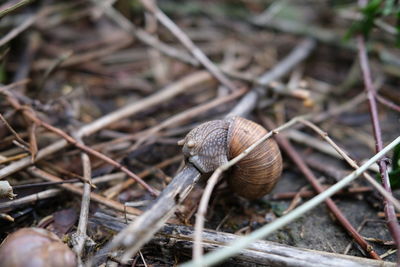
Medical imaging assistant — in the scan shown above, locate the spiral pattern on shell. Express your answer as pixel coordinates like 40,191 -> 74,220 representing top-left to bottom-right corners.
227,117 -> 282,199
179,116 -> 282,199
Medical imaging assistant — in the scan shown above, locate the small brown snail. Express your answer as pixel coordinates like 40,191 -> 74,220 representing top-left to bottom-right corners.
0,227 -> 77,267
178,116 -> 282,199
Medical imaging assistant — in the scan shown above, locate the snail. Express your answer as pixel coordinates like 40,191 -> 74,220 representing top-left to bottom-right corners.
178,116 -> 282,199
0,227 -> 77,267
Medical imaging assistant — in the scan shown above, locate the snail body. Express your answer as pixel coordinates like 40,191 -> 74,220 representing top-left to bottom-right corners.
178,116 -> 282,199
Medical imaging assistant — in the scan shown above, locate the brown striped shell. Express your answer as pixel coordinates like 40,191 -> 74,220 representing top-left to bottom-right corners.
226,117 -> 282,199
178,116 -> 282,199
0,228 -> 77,267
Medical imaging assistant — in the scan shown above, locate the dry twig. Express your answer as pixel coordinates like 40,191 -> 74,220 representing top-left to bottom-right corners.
92,212 -> 394,267
2,91 -> 158,196
71,138 -> 92,263
0,71 -> 212,183
262,117 -> 381,260
356,1 -> 400,260
139,0 -> 236,92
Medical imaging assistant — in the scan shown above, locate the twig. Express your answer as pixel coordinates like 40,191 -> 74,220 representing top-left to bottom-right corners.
282,186 -> 307,215
298,119 -> 400,212
2,91 -> 158,196
311,92 -> 367,124
0,213 -> 14,222
139,0 -> 237,92
93,2 -> 198,66
286,129 -> 379,173
33,37 -> 132,70
221,68 -> 311,100
181,135 -> 400,267
0,14 -> 36,47
228,38 -> 316,118
0,71 -> 212,182
381,249 -> 397,260
0,113 -> 30,150
376,94 -> 400,113
262,117 -> 381,260
0,79 -> 30,93
103,155 -> 182,199
357,8 -> 400,262
138,251 -> 148,267
76,71 -> 213,138
285,129 -> 343,158
272,186 -> 373,200
258,39 -> 315,87
0,188 -> 60,210
93,164 -> 202,265
0,172 -> 127,210
344,219 -> 371,255
28,122 -> 37,162
92,212 -> 395,267
12,179 -> 81,189
39,50 -> 73,86
0,0 -> 35,18
72,138 -> 92,263
98,85 -> 245,151
126,86 -> 247,151
0,139 -> 67,179
40,162 -> 96,188
27,167 -> 141,215
0,153 -> 29,165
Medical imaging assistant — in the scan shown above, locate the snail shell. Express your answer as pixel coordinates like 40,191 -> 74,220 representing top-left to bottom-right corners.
178,116 -> 282,199
0,227 -> 77,267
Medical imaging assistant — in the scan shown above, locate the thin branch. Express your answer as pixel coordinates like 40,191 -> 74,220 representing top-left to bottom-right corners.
298,119 -> 400,212
0,0 -> 35,18
93,1 -> 198,66
3,92 -> 158,196
375,94 -> 400,113
0,14 -> 36,47
182,135 -> 400,267
72,138 -> 92,263
76,71 -> 213,138
0,79 -> 30,93
140,0 -> 237,92
125,87 -> 246,151
257,38 -> 316,86
272,186 -> 374,199
11,179 -> 81,189
263,117 -> 380,260
28,122 -> 38,162
103,155 -> 182,200
0,71 -> 212,182
33,37 -> 132,71
357,10 -> 400,262
0,113 -> 30,150
93,212 -> 394,267
27,167 -> 141,215
286,129 -> 379,173
0,188 -> 60,210
93,164 -> 202,265
0,172 -> 127,210
228,38 -> 316,118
